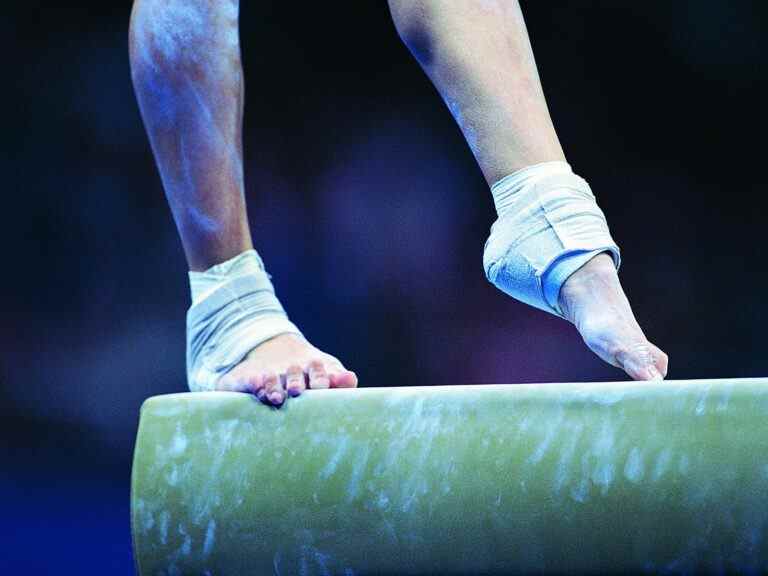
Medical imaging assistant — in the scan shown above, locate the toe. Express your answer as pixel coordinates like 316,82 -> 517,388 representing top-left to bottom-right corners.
325,360 -> 358,388
245,372 -> 265,395
307,359 -> 330,389
652,344 -> 669,378
260,370 -> 285,406
329,369 -> 358,388
285,364 -> 306,397
613,341 -> 664,381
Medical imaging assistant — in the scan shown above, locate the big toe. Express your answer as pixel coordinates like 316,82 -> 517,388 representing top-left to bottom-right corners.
650,343 -> 669,378
325,361 -> 358,388
330,370 -> 358,388
614,340 -> 668,381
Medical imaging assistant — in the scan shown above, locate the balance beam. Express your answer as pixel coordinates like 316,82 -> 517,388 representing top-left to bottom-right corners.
131,379 -> 768,575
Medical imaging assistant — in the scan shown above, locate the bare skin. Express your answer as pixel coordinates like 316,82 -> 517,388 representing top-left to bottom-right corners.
129,0 -> 667,408
216,333 -> 358,404
388,0 -> 668,381
128,0 -> 357,405
559,253 -> 667,380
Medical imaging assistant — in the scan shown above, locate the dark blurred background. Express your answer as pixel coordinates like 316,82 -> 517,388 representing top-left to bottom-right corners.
2,1 -> 766,572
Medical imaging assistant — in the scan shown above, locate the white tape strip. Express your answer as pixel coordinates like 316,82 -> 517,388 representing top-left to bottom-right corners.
483,162 -> 620,317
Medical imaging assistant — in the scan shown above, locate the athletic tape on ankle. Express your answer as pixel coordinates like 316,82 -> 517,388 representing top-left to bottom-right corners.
186,250 -> 303,392
483,161 -> 621,318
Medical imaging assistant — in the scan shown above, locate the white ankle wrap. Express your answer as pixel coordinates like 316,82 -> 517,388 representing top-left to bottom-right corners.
483,161 -> 621,318
186,249 -> 303,392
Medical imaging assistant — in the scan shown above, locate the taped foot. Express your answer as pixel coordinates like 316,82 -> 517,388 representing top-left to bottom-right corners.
483,161 -> 668,380
185,249 -> 358,404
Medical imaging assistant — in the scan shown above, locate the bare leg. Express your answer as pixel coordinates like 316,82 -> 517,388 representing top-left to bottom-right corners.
389,0 -> 668,380
129,0 -> 357,403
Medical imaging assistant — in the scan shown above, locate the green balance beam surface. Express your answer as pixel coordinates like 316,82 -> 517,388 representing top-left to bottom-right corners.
131,379 -> 768,575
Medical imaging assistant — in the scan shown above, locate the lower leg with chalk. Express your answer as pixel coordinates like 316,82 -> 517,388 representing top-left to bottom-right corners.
128,0 -> 357,406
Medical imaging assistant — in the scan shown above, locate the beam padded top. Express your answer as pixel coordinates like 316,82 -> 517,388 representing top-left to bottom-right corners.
132,378 -> 768,575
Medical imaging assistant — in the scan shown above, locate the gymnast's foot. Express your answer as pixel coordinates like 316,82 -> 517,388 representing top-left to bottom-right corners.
215,333 -> 358,407
559,252 -> 669,381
